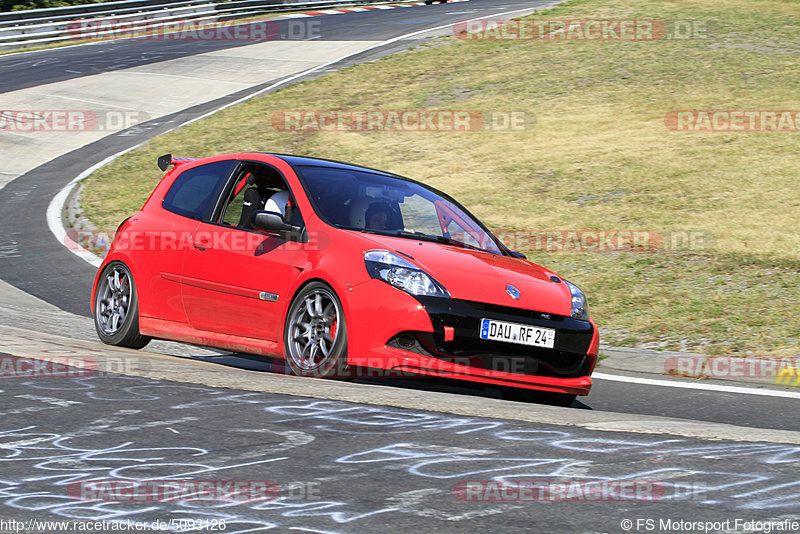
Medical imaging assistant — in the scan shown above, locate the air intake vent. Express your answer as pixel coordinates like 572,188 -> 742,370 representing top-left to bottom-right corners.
397,335 -> 416,349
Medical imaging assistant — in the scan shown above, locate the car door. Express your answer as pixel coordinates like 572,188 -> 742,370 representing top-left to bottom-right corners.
180,160 -> 307,342
139,158 -> 238,323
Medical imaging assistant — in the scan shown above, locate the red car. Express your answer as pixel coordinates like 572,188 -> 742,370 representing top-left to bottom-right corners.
92,153 -> 598,405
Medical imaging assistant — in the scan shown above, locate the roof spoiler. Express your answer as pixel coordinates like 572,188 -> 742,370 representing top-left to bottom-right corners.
157,153 -> 197,172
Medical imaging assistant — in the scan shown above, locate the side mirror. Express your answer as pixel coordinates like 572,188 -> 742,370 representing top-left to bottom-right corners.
509,250 -> 527,259
251,211 -> 302,240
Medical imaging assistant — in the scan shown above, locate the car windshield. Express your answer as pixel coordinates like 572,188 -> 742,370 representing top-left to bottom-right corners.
296,165 -> 503,255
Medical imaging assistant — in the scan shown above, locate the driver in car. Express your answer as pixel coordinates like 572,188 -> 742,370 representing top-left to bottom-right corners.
239,172 -> 291,228
365,201 -> 394,231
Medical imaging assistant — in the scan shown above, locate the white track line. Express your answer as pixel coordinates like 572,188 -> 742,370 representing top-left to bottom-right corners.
46,148 -> 139,269
593,372 -> 800,399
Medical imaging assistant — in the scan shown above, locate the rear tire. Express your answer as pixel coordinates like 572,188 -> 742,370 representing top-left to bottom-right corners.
284,282 -> 348,378
93,261 -> 151,349
500,387 -> 577,407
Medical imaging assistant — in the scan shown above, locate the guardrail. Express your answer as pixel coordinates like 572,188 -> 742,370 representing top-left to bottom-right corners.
0,0 -> 416,52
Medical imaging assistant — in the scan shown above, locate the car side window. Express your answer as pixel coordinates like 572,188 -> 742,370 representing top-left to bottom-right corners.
218,163 -> 304,230
163,160 -> 237,220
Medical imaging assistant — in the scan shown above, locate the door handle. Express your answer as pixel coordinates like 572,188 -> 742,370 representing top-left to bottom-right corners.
193,241 -> 210,251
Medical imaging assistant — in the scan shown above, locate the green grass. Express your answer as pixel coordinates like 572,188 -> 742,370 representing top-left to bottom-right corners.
81,0 -> 800,357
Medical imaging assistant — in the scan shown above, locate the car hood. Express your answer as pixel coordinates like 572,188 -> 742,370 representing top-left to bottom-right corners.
356,232 -> 573,316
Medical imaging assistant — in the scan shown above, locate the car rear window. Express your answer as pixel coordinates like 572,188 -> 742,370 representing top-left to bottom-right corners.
163,160 -> 237,220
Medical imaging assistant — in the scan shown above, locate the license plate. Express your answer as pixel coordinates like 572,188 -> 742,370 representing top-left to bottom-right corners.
479,318 -> 555,349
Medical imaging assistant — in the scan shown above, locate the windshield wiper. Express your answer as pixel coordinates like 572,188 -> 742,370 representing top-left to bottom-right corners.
441,237 -> 482,251
341,227 -> 444,242
392,231 -> 481,251
391,230 -> 447,242
344,227 -> 484,251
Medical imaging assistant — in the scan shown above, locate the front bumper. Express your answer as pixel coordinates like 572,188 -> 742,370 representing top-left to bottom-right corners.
387,297 -> 596,395
345,282 -> 597,396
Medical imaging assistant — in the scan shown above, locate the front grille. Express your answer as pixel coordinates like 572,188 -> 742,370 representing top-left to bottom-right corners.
464,301 -> 566,322
388,297 -> 596,379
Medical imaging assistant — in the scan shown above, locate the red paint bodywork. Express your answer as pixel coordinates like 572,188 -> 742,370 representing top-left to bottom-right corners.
92,153 -> 598,395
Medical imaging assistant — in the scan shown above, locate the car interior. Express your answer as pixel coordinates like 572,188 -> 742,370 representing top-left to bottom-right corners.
218,163 -> 303,230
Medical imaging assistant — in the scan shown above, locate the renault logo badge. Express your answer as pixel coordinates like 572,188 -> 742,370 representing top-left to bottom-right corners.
506,284 -> 520,299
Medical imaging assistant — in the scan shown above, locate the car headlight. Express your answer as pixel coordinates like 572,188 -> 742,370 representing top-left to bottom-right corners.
364,250 -> 450,298
565,280 -> 590,320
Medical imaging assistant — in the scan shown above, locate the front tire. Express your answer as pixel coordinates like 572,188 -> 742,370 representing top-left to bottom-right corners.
284,282 -> 348,378
93,261 -> 151,349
